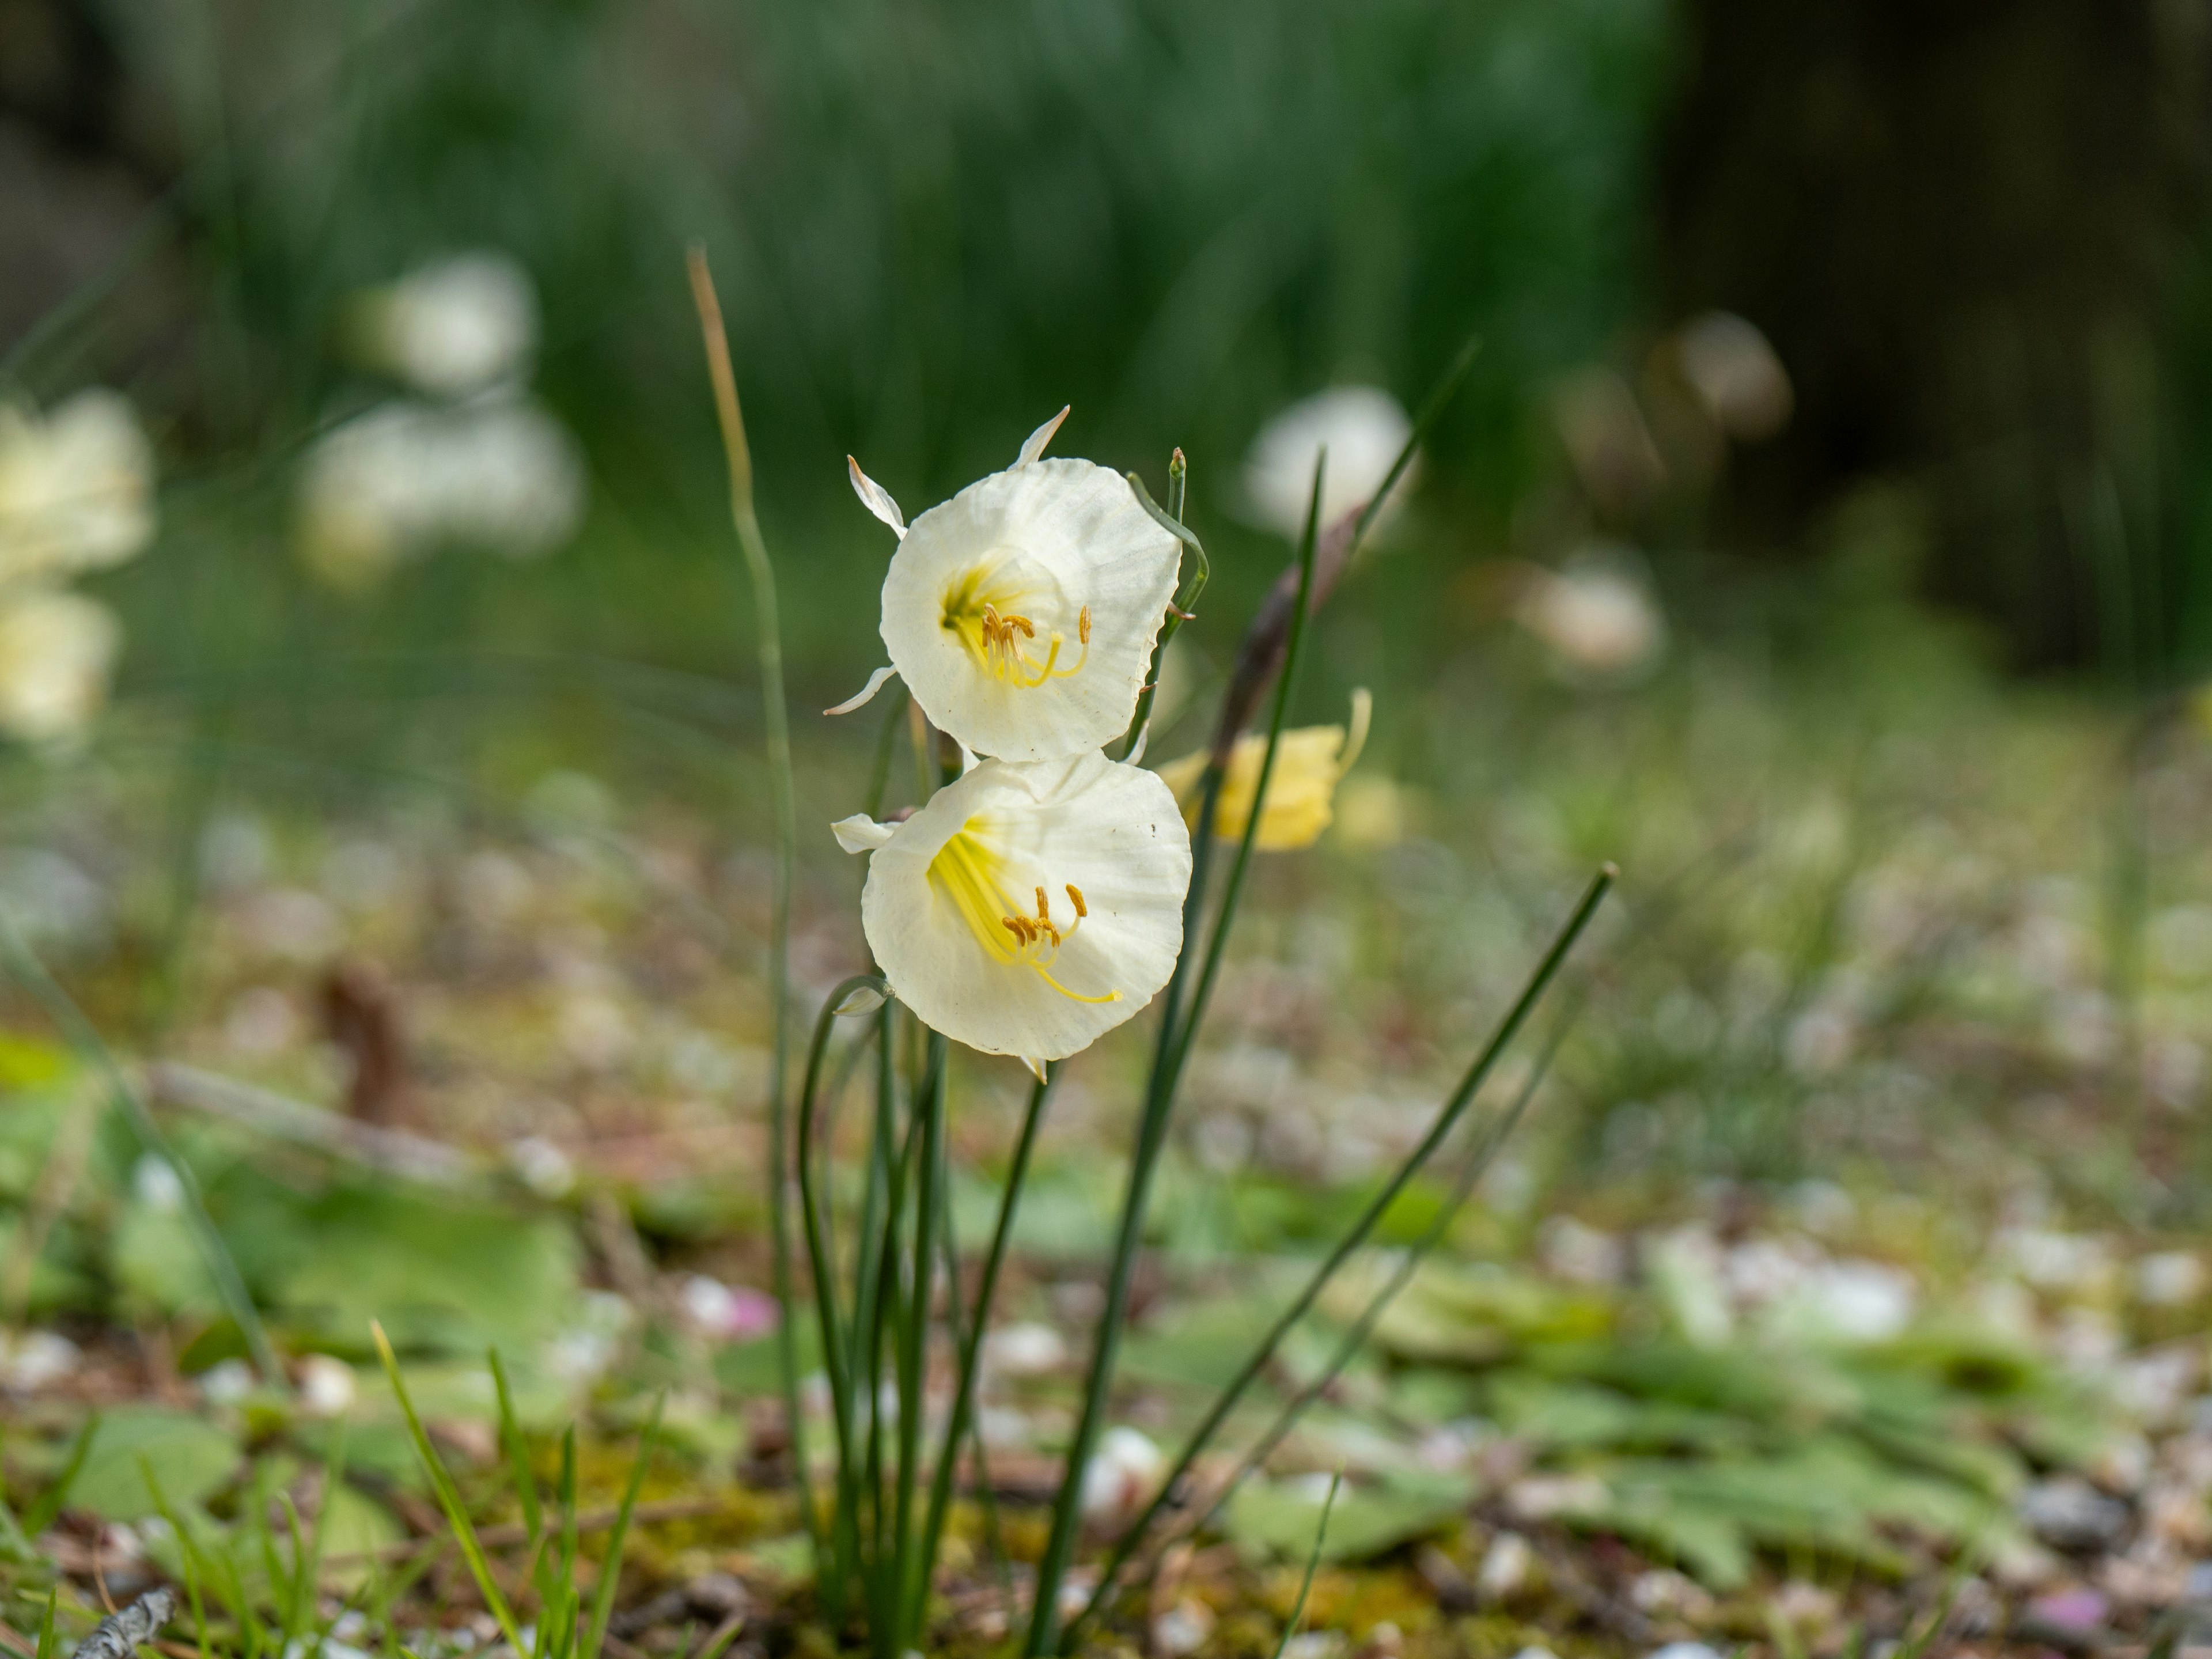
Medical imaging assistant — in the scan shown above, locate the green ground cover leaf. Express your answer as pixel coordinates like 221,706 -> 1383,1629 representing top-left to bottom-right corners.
69,1410 -> 241,1521
1227,1470 -> 1472,1563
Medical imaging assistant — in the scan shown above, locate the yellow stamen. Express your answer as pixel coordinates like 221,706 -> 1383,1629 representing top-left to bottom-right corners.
927,819 -> 1120,1004
939,565 -> 1092,688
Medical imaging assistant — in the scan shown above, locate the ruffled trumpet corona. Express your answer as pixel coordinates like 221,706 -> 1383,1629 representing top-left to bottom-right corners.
832,751 -> 1191,1073
828,408 -> 1183,763
1155,689 -> 1372,850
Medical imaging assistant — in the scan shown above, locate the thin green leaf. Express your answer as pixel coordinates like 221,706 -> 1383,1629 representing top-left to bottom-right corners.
582,1394 -> 665,1659
488,1350 -> 543,1548
370,1323 -> 529,1659
1271,1472 -> 1342,1659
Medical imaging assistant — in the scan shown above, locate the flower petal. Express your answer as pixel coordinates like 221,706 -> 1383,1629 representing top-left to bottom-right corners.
831,813 -> 897,854
880,459 -> 1180,762
1014,406 -> 1071,468
861,753 -> 1191,1060
847,456 -> 907,539
825,664 -> 900,716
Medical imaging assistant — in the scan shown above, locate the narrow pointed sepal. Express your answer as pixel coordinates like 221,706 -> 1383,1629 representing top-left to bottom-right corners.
847,456 -> 907,539
1015,405 -> 1071,468
825,664 -> 899,716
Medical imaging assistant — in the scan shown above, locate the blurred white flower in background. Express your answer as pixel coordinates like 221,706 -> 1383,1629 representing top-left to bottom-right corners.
1244,385 -> 1415,539
1078,1424 -> 1165,1522
298,397 -> 586,590
352,251 -> 539,398
0,589 -> 120,743
1512,546 -> 1668,685
297,1353 -> 359,1417
1675,310 -> 1792,443
0,1328 -> 80,1393
0,389 -> 156,744
303,252 -> 586,592
0,390 -> 154,584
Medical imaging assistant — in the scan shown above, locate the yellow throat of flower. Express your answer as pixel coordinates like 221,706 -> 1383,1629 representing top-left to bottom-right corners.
939,562 -> 1090,688
928,819 -> 1119,1003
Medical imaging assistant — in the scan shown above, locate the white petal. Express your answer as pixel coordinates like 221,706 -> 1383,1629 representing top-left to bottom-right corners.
831,813 -> 897,854
860,753 -> 1192,1061
825,664 -> 899,716
880,459 -> 1180,762
1014,406 -> 1071,468
847,456 -> 907,539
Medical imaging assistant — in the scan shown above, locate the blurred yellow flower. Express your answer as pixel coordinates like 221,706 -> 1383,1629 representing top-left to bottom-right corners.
1155,689 -> 1372,850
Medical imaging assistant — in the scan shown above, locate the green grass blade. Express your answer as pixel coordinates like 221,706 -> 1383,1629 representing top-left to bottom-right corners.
370,1324 -> 529,1659
139,1457 -> 218,1659
1271,1471 -> 1341,1659
34,1591 -> 55,1659
0,907 -> 281,1385
22,1414 -> 98,1537
1027,457 -> 1330,1659
1185,1003 -> 1582,1547
278,1493 -> 313,1641
582,1393 -> 665,1659
686,249 -> 806,1584
1064,865 -> 1614,1647
298,1421 -> 349,1637
488,1350 -> 543,1548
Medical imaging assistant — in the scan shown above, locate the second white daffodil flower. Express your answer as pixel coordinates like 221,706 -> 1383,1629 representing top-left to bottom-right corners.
832,751 -> 1191,1072
834,410 -> 1183,762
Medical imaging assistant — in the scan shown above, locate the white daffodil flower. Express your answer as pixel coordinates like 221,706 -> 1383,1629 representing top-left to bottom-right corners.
0,588 -> 122,744
0,390 -> 156,587
832,751 -> 1191,1073
829,409 -> 1183,762
1154,690 -> 1372,850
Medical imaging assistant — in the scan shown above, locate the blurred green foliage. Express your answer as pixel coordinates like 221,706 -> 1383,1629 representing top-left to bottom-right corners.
33,0 -> 1672,701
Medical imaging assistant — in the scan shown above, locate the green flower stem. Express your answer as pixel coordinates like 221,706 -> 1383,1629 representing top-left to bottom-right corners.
0,906 -> 280,1384
796,975 -> 887,1600
933,1187 -> 1015,1591
910,1064 -> 1057,1630
687,248 -> 806,1565
861,1055 -> 930,1650
1272,1471 -> 1341,1659
1119,456 -> 1210,761
891,1032 -> 949,1650
1063,865 -> 1615,1648
1026,465 -> 1327,1658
